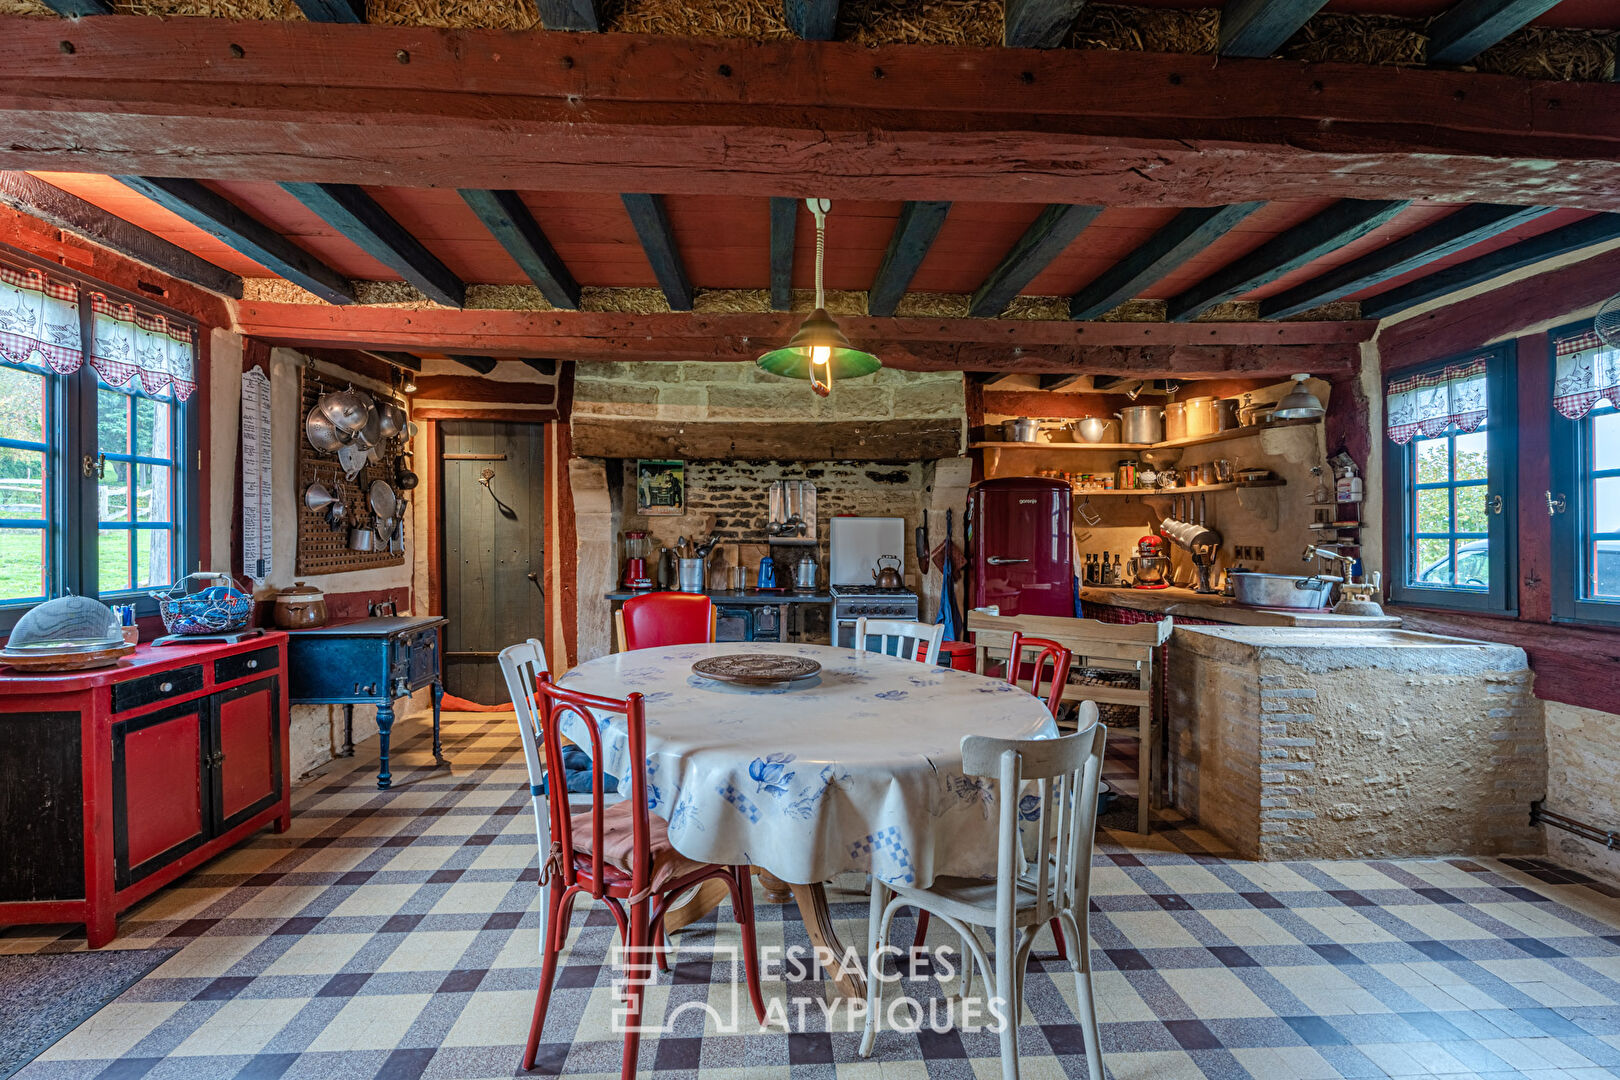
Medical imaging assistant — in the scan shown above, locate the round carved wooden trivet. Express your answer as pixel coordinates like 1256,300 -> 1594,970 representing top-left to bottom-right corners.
691,654 -> 822,686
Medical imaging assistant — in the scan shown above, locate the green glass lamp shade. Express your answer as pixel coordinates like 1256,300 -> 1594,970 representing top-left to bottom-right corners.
756,308 -> 882,381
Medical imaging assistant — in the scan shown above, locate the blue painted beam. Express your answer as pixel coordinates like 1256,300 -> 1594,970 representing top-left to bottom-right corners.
1219,0 -> 1331,57
868,201 -> 951,317
770,197 -> 797,311
621,193 -> 694,311
1068,203 -> 1264,320
458,189 -> 580,310
1004,0 -> 1086,47
784,0 -> 838,40
282,182 -> 465,308
1427,0 -> 1564,64
969,204 -> 1104,319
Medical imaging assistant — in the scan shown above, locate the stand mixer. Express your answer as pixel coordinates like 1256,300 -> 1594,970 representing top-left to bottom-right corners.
1127,533 -> 1172,589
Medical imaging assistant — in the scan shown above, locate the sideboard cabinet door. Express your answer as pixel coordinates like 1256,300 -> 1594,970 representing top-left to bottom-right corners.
113,701 -> 209,890
213,677 -> 283,833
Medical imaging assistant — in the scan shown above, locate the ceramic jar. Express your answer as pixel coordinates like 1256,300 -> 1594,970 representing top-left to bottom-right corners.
273,582 -> 328,629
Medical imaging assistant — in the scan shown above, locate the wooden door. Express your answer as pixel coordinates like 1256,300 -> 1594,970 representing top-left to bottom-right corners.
212,677 -> 282,832
113,700 -> 208,889
441,420 -> 545,703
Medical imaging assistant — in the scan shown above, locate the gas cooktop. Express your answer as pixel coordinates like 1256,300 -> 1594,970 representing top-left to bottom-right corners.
829,584 -> 918,598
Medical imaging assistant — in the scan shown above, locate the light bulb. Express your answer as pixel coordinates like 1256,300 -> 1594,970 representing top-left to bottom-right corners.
810,345 -> 831,367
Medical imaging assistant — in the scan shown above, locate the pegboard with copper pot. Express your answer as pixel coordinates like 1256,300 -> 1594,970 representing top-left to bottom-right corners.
297,364 -> 411,576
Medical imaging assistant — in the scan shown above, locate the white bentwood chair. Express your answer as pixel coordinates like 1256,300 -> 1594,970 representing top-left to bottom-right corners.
852,617 -> 945,665
860,706 -> 1108,1080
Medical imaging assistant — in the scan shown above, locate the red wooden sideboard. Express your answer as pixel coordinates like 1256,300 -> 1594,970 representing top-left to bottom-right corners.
0,633 -> 291,947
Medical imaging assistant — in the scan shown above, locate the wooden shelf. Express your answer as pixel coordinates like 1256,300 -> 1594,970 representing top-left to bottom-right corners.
1071,478 -> 1287,498
970,416 -> 1322,454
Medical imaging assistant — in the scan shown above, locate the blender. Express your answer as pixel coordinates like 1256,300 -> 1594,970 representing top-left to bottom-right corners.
1127,533 -> 1172,589
621,531 -> 653,590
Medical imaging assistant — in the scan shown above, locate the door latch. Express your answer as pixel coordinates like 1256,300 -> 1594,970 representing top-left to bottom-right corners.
1546,491 -> 1567,515
81,452 -> 107,479
1488,494 -> 1504,515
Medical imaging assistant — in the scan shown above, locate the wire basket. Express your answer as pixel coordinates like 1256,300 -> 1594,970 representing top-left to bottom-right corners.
150,572 -> 253,635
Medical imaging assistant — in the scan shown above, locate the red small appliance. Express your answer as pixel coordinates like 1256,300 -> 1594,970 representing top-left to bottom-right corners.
1128,533 -> 1172,589
621,530 -> 654,590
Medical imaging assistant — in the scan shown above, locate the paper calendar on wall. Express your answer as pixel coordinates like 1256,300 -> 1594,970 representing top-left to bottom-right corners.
241,364 -> 273,582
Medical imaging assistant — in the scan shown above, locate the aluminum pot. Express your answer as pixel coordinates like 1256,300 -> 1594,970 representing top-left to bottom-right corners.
1116,406 -> 1163,444
1183,396 -> 1219,437
318,386 -> 372,435
1070,416 -> 1114,444
1001,417 -> 1042,443
1229,572 -> 1334,609
347,526 -> 378,552
1163,401 -> 1187,442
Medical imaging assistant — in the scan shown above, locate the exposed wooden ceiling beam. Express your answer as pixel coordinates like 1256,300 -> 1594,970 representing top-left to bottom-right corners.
281,182 -> 464,308
1038,373 -> 1088,391
14,23 -> 1620,210
620,193 -> 693,311
769,197 -> 796,311
1069,203 -> 1264,320
0,171 -> 242,299
1218,0 -> 1332,57
980,373 -> 1026,389
292,0 -> 365,21
37,0 -> 112,12
457,189 -> 580,310
1427,0 -> 1564,65
114,176 -> 355,306
360,349 -> 422,372
868,201 -> 951,318
970,204 -> 1103,318
784,0 -> 839,40
1361,214 -> 1620,319
1260,203 -> 1556,319
1004,0 -> 1087,48
520,358 -> 560,377
534,0 -> 601,31
1167,200 -> 1410,321
448,355 -> 498,374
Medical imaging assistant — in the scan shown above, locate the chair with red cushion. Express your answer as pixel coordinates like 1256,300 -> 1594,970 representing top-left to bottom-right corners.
616,592 -> 717,652
519,675 -> 766,1079
914,632 -> 1075,961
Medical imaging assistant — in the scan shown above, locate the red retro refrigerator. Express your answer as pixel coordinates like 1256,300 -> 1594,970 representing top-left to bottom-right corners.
967,476 -> 1074,617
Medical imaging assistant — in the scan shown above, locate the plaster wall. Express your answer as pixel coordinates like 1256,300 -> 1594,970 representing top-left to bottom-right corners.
1544,700 -> 1620,884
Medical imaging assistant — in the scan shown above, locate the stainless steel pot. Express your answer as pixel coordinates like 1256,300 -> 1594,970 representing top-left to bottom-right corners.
318,386 -> 372,435
795,553 -> 819,591
1229,572 -> 1333,609
1116,406 -> 1163,444
347,525 -> 378,552
1001,417 -> 1042,443
1070,416 -> 1114,443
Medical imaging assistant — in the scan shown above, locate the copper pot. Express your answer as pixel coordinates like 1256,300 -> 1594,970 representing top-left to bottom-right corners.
273,581 -> 328,629
872,555 -> 903,589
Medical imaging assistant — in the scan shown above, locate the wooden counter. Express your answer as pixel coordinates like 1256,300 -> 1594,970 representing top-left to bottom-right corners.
1079,585 -> 1402,628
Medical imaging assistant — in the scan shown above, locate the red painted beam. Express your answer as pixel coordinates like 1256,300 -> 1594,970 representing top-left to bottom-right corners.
5,20 -> 1620,208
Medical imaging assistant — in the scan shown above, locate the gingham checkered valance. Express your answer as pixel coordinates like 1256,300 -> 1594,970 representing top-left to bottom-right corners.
89,293 -> 196,401
1553,328 -> 1620,420
0,265 -> 83,375
1385,357 -> 1488,445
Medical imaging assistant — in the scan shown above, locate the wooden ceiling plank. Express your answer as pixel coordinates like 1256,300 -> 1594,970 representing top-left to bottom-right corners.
1219,0 -> 1332,57
448,355 -> 498,374
0,172 -> 242,299
1427,0 -> 1565,65
784,0 -> 839,40
621,193 -> 694,311
281,182 -> 465,308
868,200 -> 951,317
1361,213 -> 1620,319
1167,199 -> 1410,322
1068,202 -> 1265,320
458,188 -> 581,309
1260,203 -> 1557,319
114,176 -> 355,305
533,0 -> 601,31
292,0 -> 365,21
770,196 -> 796,311
969,204 -> 1104,318
1004,0 -> 1087,48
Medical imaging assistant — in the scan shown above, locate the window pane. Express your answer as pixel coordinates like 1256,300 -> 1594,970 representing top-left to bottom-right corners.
1415,488 -> 1450,534
1415,538 -> 1451,585
1593,410 -> 1619,472
98,458 -> 130,522
135,529 -> 171,590
135,463 -> 171,524
1454,541 -> 1490,589
0,447 -> 44,519
1455,484 -> 1488,534
1595,476 -> 1620,535
1594,540 -> 1620,600
134,396 -> 171,458
98,528 -> 131,593
97,387 -> 130,455
1453,431 -> 1488,482
0,364 -> 44,444
0,526 -> 46,601
1415,438 -> 1450,484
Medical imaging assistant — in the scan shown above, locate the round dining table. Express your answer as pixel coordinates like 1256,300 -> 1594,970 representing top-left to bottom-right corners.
555,640 -> 1059,996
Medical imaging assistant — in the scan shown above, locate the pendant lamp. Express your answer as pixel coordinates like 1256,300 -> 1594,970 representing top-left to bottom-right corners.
756,198 -> 881,397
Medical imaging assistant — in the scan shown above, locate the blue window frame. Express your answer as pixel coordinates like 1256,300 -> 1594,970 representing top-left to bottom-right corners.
1550,320 -> 1620,626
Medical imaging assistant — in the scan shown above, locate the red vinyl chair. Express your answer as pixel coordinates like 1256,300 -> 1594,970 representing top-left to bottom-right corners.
521,675 -> 766,1078
914,632 -> 1076,961
616,592 -> 717,652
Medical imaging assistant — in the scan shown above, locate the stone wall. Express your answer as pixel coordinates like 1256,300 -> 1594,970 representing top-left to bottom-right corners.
1544,701 -> 1620,883
1169,626 -> 1544,860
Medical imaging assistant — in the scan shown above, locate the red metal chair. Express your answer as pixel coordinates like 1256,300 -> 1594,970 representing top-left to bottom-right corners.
521,674 -> 766,1078
616,592 -> 717,652
914,632 -> 1075,961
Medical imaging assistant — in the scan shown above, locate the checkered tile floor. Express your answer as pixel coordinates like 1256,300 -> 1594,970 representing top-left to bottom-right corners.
4,710 -> 1620,1080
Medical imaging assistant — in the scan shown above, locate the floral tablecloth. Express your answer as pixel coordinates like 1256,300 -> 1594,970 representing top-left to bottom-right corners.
555,642 -> 1058,889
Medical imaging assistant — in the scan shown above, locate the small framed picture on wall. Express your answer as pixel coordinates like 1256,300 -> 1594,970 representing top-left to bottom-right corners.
636,459 -> 685,516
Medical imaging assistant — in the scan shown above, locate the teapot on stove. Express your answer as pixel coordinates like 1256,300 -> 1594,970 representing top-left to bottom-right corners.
871,555 -> 903,590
